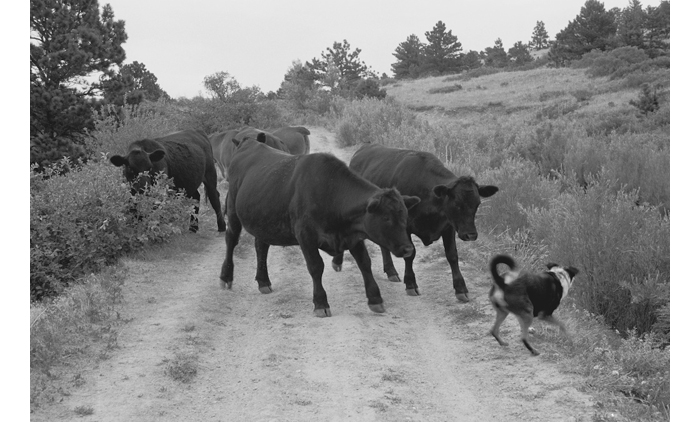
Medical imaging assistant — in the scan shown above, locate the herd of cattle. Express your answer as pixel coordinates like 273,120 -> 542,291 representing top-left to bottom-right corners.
109,127 -> 498,317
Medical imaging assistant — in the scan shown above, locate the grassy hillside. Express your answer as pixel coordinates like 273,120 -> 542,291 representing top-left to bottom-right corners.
385,67 -> 638,120
331,62 -> 670,420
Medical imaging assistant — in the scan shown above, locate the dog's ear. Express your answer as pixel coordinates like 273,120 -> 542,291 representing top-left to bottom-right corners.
545,263 -> 559,270
565,267 -> 579,278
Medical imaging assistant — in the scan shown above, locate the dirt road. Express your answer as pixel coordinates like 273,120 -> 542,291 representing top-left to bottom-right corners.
33,127 -> 594,421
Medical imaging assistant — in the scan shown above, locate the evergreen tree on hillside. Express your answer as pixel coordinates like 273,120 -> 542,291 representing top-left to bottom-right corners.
482,38 -> 508,68
30,0 -> 127,166
461,50 -> 482,70
391,34 -> 426,79
423,21 -> 463,75
308,40 -> 375,91
645,0 -> 670,56
102,61 -> 169,110
616,0 -> 647,49
529,21 -> 550,50
508,41 -> 534,66
548,0 -> 617,66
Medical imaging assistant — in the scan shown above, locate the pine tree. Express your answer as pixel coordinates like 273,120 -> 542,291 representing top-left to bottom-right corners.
548,0 -> 617,66
616,0 -> 646,49
508,41 -> 534,66
483,38 -> 508,68
391,34 -> 426,79
530,21 -> 550,50
30,0 -> 127,166
423,21 -> 463,75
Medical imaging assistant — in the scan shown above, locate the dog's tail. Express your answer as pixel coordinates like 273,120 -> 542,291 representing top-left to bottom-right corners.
490,254 -> 517,290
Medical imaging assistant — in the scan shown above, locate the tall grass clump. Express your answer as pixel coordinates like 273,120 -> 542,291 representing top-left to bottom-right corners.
333,97 -> 430,147
31,269 -> 125,408
477,158 -> 560,235
87,104 -> 181,157
30,158 -> 193,301
525,177 -> 669,341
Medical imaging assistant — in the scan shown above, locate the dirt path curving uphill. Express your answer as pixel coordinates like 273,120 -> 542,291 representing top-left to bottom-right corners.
32,127 -> 594,421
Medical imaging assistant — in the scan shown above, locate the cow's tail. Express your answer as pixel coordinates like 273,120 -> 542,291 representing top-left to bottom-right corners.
490,254 -> 516,290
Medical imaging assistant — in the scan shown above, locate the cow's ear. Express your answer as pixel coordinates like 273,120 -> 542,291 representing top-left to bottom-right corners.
566,267 -> 580,278
478,185 -> 499,198
110,155 -> 126,167
149,149 -> 166,162
256,133 -> 266,143
433,184 -> 450,198
545,263 -> 558,270
367,197 -> 380,214
402,195 -> 421,210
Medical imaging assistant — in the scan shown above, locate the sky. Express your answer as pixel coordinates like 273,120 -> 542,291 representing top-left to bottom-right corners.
104,0 -> 657,98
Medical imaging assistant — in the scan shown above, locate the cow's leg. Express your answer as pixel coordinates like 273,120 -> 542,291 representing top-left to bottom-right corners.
297,232 -> 330,317
219,211 -> 242,290
402,245 -> 420,296
331,252 -> 343,272
189,190 -> 201,233
380,246 -> 402,283
348,241 -> 384,313
254,238 -> 273,294
203,170 -> 226,232
442,226 -> 469,302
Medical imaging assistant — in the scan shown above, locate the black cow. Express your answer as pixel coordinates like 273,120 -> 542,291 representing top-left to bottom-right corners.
332,143 -> 498,302
271,126 -> 311,155
110,129 -> 226,233
219,134 -> 420,317
209,127 -> 292,179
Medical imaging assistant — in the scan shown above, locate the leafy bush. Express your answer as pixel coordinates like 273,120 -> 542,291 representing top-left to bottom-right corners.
525,179 -> 669,339
30,158 -> 194,300
88,103 -> 181,157
477,158 -> 559,234
428,84 -> 463,94
629,83 -> 661,115
334,97 -> 427,147
353,78 -> 387,99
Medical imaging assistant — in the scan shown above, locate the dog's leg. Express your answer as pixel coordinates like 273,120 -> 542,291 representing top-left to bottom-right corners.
517,314 -> 539,356
540,314 -> 568,337
490,307 -> 509,346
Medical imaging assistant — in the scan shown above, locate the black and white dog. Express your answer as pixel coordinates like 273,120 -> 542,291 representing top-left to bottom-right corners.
488,254 -> 579,356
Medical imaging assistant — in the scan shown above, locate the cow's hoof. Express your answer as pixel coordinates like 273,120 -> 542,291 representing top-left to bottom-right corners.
406,288 -> 420,296
455,293 -> 469,303
368,303 -> 386,313
189,226 -> 199,233
332,263 -> 342,272
219,280 -> 232,290
314,308 -> 332,318
259,286 -> 273,294
387,275 -> 401,283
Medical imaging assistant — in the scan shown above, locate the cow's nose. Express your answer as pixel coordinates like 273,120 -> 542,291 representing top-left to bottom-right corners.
399,245 -> 414,258
458,232 -> 477,241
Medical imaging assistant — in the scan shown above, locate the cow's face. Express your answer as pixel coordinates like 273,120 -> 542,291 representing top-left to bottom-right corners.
433,177 -> 498,241
364,189 -> 420,258
110,148 -> 166,194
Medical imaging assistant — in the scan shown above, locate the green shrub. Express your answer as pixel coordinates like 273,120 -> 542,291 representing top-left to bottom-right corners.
525,179 -> 669,339
477,158 -> 560,234
30,159 -> 194,300
428,84 -> 463,94
334,97 -> 426,147
88,103 -> 181,157
603,132 -> 670,211
629,83 -> 661,115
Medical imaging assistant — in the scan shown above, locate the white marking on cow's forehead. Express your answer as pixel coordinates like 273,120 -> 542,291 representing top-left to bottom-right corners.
547,267 -> 573,299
